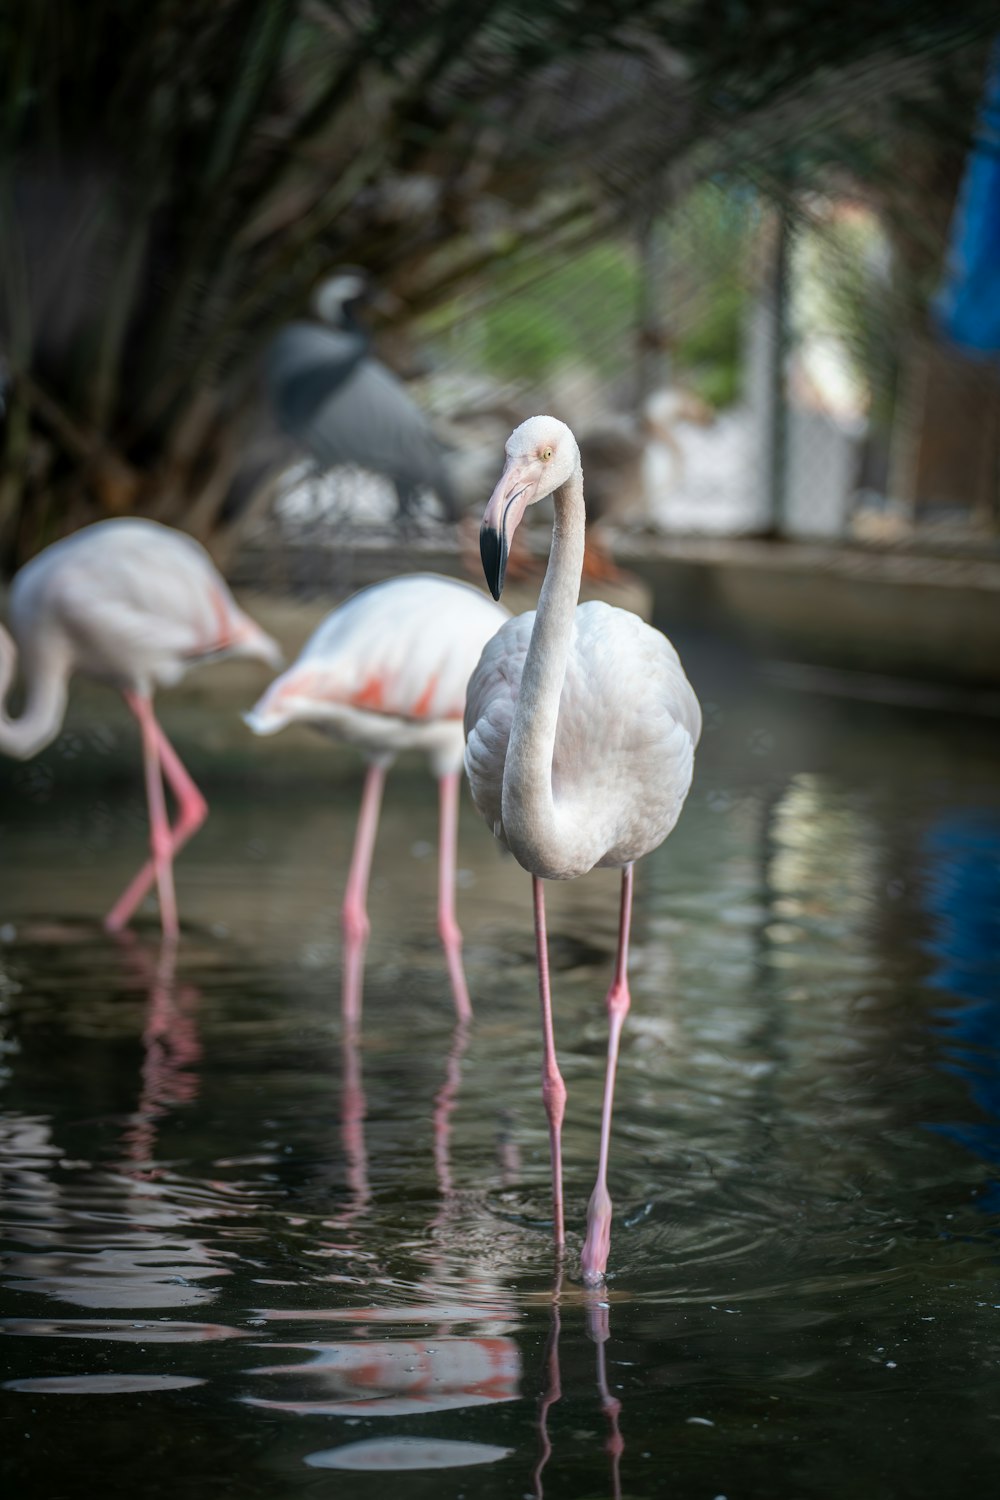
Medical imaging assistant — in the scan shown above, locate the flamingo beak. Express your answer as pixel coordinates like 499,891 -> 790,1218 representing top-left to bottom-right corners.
479,459 -> 542,600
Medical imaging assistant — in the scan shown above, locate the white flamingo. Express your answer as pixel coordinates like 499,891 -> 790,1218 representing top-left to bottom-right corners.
0,518 -> 281,938
464,416 -> 701,1283
245,574 -> 508,1022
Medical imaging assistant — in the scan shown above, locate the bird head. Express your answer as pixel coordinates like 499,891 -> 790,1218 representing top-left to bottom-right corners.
479,416 -> 579,600
312,267 -> 372,327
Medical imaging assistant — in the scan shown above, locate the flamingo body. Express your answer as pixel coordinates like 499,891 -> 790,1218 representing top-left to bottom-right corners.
247,574 -> 506,771
6,519 -> 279,725
465,600 -> 700,880
247,573 -> 508,1022
0,518 -> 281,937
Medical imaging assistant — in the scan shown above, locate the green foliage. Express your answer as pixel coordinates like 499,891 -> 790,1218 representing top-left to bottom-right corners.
666,185 -> 755,408
433,185 -> 754,409
438,241 -> 639,384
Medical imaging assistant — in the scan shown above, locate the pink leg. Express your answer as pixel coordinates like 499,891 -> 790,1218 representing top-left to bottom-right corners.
105,694 -> 208,936
104,693 -> 178,940
533,876 -> 566,1249
437,771 -> 472,1023
341,763 -> 386,1028
581,864 -> 634,1285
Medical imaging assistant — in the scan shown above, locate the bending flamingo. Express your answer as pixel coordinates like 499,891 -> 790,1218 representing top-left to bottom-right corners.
245,574 -> 508,1022
0,518 -> 281,938
464,417 -> 701,1283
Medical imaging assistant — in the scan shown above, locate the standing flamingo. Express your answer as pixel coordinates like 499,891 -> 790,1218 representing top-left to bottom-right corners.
245,574 -> 508,1022
464,417 -> 701,1283
0,518 -> 281,938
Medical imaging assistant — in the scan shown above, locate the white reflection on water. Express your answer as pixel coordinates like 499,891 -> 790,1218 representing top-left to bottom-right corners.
304,1437 -> 513,1470
4,1373 -> 204,1393
1,1317 -> 246,1342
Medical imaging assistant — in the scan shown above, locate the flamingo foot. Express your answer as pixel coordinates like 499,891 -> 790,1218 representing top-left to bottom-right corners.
581,1182 -> 613,1286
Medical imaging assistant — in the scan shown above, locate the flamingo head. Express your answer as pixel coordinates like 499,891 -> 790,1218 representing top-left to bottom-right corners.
480,416 -> 579,600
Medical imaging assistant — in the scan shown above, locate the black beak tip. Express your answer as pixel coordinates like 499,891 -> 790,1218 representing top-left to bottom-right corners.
480,525 -> 507,602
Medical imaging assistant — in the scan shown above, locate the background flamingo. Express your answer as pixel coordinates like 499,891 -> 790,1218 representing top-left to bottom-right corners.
245,574 -> 508,1022
464,416 -> 702,1284
0,518 -> 281,938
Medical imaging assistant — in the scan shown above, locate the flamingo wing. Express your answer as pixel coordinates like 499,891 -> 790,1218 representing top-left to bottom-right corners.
553,603 -> 701,864
463,611 -> 533,836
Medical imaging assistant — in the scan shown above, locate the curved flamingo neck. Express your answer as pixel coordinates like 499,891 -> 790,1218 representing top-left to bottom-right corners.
502,464 -> 591,878
0,621 -> 70,760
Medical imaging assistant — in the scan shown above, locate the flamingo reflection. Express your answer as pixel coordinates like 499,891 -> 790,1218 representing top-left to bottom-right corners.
0,936 -> 232,1312
242,1000 -> 519,1461
331,1012 -> 471,1227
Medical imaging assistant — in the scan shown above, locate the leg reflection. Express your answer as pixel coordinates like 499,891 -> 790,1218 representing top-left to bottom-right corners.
335,1012 -> 471,1230
115,936 -> 202,1174
533,1279 -> 626,1500
433,1019 -> 471,1201
532,1268 -> 564,1500
587,1295 -> 624,1500
336,1018 -> 371,1226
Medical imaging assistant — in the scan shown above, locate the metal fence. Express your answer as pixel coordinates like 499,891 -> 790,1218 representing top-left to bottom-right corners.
237,181 -> 1000,592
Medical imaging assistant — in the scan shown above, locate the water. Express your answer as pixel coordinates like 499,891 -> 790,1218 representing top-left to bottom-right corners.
2,647 -> 1000,1498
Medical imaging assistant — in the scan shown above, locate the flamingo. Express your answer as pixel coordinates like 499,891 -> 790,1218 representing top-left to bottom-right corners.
0,518 -> 281,938
464,416 -> 701,1284
245,574 -> 508,1023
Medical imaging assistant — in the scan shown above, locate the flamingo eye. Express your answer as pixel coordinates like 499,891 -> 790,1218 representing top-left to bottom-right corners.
541,447 -> 553,461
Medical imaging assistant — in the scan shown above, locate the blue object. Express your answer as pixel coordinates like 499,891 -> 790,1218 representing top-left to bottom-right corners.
934,40 -> 1000,355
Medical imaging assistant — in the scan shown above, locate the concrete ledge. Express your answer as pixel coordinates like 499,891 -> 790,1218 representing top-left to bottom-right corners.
233,531 -> 1000,688
612,536 -> 1000,688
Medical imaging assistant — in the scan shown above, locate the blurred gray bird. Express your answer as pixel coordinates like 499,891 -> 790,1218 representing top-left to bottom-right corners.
265,269 -> 460,523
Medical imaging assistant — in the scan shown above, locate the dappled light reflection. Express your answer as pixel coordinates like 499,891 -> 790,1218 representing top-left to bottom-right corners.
1,1316 -> 247,1342
304,1436 -> 513,1471
922,811 -> 1000,1214
4,1372 -> 205,1394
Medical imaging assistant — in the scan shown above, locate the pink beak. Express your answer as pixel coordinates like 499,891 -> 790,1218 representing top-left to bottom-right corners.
479,458 -> 542,600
